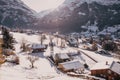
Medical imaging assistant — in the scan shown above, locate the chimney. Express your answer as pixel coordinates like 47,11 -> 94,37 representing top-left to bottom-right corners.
106,61 -> 108,65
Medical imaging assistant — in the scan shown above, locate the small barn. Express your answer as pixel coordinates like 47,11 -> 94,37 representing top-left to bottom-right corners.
29,44 -> 47,53
91,61 -> 120,80
58,60 -> 84,72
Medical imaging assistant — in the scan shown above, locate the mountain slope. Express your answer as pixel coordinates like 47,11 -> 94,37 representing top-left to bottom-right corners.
37,0 -> 120,33
0,0 -> 36,28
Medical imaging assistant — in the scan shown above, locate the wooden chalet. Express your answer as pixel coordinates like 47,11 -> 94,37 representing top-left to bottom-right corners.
91,61 -> 120,80
58,60 -> 84,72
29,43 -> 47,53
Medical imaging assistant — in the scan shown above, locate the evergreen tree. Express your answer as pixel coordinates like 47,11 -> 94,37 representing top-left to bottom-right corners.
2,27 -> 14,50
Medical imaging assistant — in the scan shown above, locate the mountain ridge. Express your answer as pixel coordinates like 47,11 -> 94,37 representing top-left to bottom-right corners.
0,0 -> 120,33
36,0 -> 120,33
0,0 -> 37,29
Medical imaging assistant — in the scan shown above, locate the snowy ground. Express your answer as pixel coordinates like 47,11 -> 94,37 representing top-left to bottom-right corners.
0,32 -> 119,80
0,32 -> 85,80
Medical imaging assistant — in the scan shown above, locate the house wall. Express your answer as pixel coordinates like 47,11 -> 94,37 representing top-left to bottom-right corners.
58,64 -> 73,72
32,48 -> 45,53
91,69 -> 120,80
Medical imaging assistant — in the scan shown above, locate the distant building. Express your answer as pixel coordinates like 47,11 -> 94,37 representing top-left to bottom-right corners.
91,61 -> 120,80
67,37 -> 78,47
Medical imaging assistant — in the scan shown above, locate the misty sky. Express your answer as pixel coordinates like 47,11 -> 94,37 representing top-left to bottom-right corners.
21,0 -> 65,12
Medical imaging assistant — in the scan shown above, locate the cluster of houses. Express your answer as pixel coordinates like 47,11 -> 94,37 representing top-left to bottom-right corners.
47,32 -> 120,80
51,52 -> 85,75
0,25 -> 120,80
50,52 -> 120,80
68,32 -> 120,54
11,28 -> 43,35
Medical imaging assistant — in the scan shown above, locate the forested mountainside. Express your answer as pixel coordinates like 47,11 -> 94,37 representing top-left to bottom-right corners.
37,0 -> 120,33
0,0 -> 120,33
0,0 -> 37,29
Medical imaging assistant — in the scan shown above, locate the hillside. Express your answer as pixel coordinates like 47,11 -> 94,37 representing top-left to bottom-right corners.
0,0 -> 120,33
0,0 -> 36,29
37,0 -> 120,33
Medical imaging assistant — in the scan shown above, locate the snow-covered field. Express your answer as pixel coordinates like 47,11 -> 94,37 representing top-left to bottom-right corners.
0,32 -> 85,80
0,32 -> 119,80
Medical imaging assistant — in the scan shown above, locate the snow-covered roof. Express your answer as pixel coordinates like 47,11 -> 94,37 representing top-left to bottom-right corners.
91,61 -> 112,70
59,60 -> 84,70
91,61 -> 120,75
68,38 -> 77,44
30,44 -> 46,49
110,61 -> 120,75
68,52 -> 79,56
56,53 -> 70,60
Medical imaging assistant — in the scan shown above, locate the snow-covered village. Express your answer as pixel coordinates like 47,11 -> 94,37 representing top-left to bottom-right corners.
0,0 -> 120,80
0,25 -> 120,80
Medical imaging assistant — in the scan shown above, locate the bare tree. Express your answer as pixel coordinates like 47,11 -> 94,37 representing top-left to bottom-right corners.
60,39 -> 65,48
49,35 -> 54,52
27,55 -> 39,68
20,38 -> 28,52
39,34 -> 43,45
38,33 -> 46,45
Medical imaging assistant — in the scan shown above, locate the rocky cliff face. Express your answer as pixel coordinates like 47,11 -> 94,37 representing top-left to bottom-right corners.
0,0 -> 36,29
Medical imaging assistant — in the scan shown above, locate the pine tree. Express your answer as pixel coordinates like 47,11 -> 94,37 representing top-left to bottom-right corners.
2,27 -> 14,50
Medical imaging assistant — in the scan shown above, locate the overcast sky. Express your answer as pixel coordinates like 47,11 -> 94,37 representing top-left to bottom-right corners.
21,0 -> 65,12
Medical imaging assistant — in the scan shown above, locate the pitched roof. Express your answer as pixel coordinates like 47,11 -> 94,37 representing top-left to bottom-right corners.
29,43 -> 46,49
59,60 -> 84,70
90,61 -> 112,70
56,53 -> 70,60
91,61 -> 120,75
110,61 -> 120,75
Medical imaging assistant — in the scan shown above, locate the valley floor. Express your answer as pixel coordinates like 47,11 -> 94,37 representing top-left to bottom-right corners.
0,32 -> 119,80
